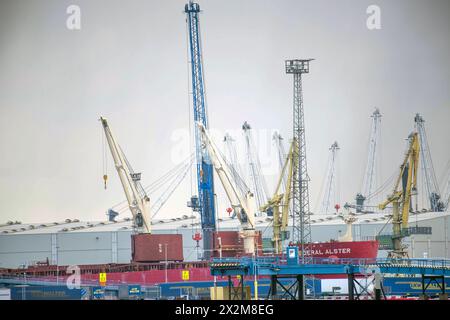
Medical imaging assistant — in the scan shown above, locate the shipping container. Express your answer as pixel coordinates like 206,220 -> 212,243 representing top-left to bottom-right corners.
212,231 -> 263,257
132,234 -> 183,262
11,285 -> 81,300
0,288 -> 11,300
383,277 -> 450,296
158,278 -> 321,299
210,286 -> 252,300
118,285 -> 142,300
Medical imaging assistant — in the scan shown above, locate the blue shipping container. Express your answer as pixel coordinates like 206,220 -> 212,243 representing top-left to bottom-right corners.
11,286 -> 82,300
159,279 -> 321,298
383,277 -> 450,296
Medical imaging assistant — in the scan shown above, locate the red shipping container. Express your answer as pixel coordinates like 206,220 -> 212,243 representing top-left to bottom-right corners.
132,234 -> 184,263
212,231 -> 263,257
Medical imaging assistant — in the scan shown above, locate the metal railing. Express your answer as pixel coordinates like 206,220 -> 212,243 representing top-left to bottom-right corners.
211,256 -> 450,270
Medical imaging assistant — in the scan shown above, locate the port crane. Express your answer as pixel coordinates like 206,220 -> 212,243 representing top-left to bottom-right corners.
356,108 -> 382,211
414,113 -> 445,212
242,121 -> 270,216
443,161 -> 450,211
100,117 -> 151,234
318,141 -> 340,214
260,140 -> 296,254
184,0 -> 216,259
378,132 -> 420,258
273,132 -> 288,192
223,133 -> 244,185
197,123 -> 257,255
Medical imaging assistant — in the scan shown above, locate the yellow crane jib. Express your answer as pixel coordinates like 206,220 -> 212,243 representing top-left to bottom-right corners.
260,140 -> 296,254
377,132 -> 419,258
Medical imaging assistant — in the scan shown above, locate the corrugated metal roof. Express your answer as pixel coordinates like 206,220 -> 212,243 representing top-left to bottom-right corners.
1,210 -> 448,235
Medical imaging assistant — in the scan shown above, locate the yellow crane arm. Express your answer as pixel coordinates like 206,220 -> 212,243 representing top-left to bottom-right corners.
378,133 -> 420,229
401,133 -> 419,227
281,140 -> 296,230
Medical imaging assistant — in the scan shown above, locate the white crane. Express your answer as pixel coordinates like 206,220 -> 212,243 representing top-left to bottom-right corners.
197,122 -> 257,255
223,133 -> 244,184
319,141 -> 340,214
242,121 -> 269,216
357,108 -> 382,211
414,113 -> 444,211
273,132 -> 288,192
441,160 -> 450,211
100,117 -> 151,233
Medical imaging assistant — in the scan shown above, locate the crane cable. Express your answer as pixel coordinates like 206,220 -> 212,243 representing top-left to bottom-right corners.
102,127 -> 108,189
151,155 -> 195,219
110,153 -> 195,214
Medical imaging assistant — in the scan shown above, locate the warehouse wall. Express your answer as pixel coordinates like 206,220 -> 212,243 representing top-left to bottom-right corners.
1,214 -> 449,268
0,234 -> 52,268
404,215 -> 450,259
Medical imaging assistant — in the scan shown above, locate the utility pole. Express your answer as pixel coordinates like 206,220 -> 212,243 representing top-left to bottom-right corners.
285,59 -> 313,264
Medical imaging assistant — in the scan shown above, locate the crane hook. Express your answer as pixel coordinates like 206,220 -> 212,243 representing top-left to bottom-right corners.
103,174 -> 108,189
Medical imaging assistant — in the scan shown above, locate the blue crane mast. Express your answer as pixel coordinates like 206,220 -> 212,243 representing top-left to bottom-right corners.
184,1 -> 216,260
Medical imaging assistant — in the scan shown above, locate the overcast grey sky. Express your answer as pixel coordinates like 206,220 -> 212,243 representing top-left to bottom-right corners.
0,0 -> 449,223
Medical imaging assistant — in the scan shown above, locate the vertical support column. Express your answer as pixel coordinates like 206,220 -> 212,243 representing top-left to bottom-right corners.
420,274 -> 427,300
228,276 -> 232,300
297,275 -> 304,300
111,232 -> 118,263
374,273 -> 382,300
271,275 -> 277,299
348,273 -> 354,300
241,275 -> 245,300
439,276 -> 448,300
51,234 -> 57,265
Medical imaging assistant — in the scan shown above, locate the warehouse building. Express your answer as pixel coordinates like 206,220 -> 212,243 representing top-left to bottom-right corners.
0,211 -> 449,268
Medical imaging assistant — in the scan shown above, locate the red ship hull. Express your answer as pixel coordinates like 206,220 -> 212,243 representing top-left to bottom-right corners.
4,240 -> 379,285
81,240 -> 379,284
301,240 -> 379,259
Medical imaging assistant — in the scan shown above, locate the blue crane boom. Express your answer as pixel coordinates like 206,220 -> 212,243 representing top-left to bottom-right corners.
184,1 -> 216,259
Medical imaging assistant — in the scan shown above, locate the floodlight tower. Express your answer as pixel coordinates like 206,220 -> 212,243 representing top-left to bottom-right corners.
285,59 -> 313,264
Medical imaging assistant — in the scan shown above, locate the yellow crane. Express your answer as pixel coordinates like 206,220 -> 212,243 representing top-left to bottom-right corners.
260,140 -> 296,254
378,132 -> 420,258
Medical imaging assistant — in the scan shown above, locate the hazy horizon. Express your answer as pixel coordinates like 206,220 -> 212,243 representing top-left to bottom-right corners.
0,0 -> 449,223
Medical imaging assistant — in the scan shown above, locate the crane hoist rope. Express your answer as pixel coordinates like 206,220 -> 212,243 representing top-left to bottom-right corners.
110,153 -> 194,212
102,127 -> 108,189
197,122 -> 257,255
150,156 -> 194,219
